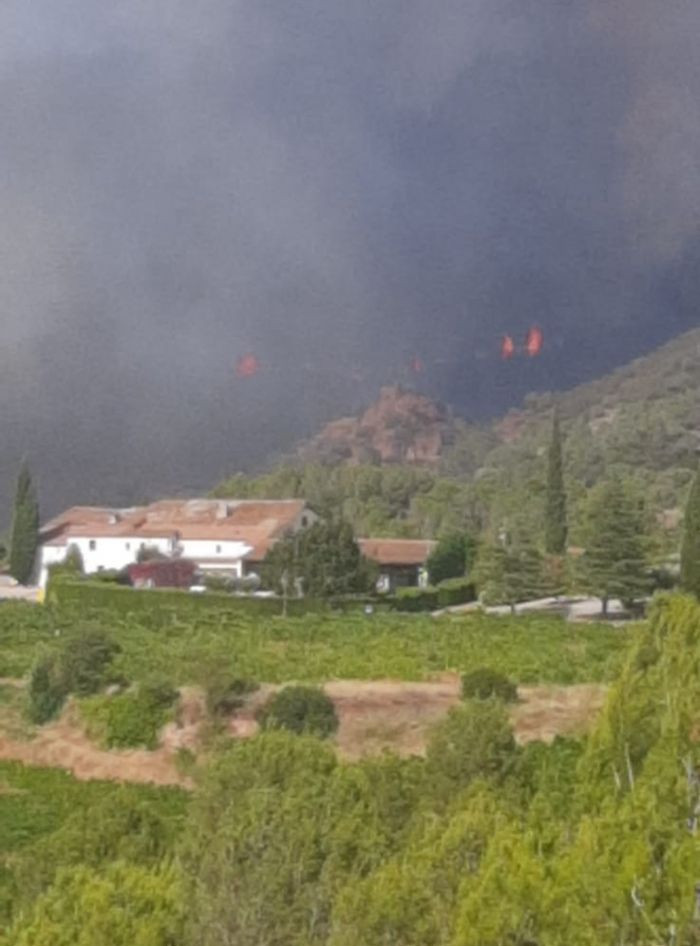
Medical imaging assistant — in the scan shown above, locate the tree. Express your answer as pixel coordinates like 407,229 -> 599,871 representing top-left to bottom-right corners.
581,478 -> 649,615
680,466 -> 700,596
426,532 -> 477,584
473,536 -> 544,613
544,412 -> 567,555
181,732 -> 338,946
262,519 -> 374,597
9,461 -> 39,585
9,862 -> 183,946
425,701 -> 517,805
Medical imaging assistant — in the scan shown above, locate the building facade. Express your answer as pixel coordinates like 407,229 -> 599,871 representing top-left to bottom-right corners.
38,499 -> 315,588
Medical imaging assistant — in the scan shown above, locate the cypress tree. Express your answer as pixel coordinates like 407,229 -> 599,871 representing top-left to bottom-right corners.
544,412 -> 567,555
680,467 -> 700,596
9,461 -> 40,585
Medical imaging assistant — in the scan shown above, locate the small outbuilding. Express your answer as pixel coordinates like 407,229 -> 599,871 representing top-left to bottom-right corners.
358,538 -> 436,593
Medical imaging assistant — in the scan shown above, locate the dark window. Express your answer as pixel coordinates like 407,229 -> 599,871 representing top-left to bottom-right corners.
89,540 -> 96,551
125,542 -> 131,550
302,516 -> 309,527
216,545 -> 222,554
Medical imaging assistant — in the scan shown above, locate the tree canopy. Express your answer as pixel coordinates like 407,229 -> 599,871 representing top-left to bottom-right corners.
262,519 -> 375,597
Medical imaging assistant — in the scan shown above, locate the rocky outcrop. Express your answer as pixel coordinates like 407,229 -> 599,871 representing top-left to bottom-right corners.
299,386 -> 454,466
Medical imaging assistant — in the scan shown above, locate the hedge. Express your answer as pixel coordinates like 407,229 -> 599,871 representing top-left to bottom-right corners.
46,578 -> 387,623
436,578 -> 477,608
47,578 -> 324,621
392,587 -> 439,612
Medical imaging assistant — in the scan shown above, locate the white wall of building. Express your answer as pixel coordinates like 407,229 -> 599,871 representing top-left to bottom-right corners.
37,502 -> 318,589
38,534 -> 174,588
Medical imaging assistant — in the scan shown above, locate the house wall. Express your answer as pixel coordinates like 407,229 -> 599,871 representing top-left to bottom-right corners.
178,539 -> 251,578
38,534 -> 174,588
376,565 -> 423,593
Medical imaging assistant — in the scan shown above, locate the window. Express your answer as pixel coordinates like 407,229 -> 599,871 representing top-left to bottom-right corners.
125,542 -> 131,551
89,540 -> 96,551
216,545 -> 222,554
302,515 -> 309,527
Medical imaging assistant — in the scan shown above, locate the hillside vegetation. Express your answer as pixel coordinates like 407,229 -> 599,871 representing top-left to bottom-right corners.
213,329 -> 700,549
4,593 -> 700,943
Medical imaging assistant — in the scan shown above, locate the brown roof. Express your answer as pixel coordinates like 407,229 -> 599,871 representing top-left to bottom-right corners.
41,499 -> 306,547
358,538 -> 435,567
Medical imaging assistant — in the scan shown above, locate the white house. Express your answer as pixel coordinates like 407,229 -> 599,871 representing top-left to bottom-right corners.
38,498 -> 316,588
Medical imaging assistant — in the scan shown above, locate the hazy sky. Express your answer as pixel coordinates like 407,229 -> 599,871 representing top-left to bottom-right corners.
1,1 -> 699,517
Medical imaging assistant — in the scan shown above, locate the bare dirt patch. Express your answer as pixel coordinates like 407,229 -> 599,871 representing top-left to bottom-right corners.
512,684 -> 608,744
0,678 -> 608,785
327,676 -> 462,760
328,678 -> 607,758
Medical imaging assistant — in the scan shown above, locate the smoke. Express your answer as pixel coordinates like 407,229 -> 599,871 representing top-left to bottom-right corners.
0,1 -> 698,518
590,2 -> 700,264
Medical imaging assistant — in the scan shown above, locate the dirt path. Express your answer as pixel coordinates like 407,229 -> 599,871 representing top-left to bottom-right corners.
0,679 -> 608,784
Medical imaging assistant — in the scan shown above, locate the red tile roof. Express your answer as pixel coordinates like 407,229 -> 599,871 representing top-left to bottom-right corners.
41,499 -> 306,548
358,538 -> 435,567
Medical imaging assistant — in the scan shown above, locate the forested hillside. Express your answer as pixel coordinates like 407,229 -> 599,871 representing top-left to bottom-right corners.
214,328 -> 700,550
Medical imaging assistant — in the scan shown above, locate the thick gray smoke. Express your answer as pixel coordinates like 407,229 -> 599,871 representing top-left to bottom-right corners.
0,1 -> 698,518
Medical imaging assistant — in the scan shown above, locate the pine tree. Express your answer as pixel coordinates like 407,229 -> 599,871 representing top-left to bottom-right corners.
474,536 -> 543,613
544,412 -> 567,555
9,461 -> 40,585
582,479 -> 649,616
680,467 -> 700,596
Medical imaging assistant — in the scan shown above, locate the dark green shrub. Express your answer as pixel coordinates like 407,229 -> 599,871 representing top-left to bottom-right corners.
205,676 -> 258,717
461,667 -> 518,703
60,628 -> 121,697
80,689 -> 170,750
427,532 -> 477,584
256,686 -> 338,738
436,577 -> 477,608
392,587 -> 439,612
28,655 -> 67,724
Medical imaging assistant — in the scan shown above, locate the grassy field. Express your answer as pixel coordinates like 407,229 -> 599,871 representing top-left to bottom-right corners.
0,601 -> 632,686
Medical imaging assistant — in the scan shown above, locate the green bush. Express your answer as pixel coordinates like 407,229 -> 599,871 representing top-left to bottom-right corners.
425,700 -> 517,803
80,687 -> 173,750
205,676 -> 259,717
436,578 -> 477,608
461,667 -> 518,702
392,587 -> 439,612
60,628 -> 121,697
27,655 -> 67,724
256,685 -> 338,738
26,629 -> 121,724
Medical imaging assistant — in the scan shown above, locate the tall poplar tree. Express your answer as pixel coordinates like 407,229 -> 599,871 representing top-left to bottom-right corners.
9,462 -> 40,585
544,412 -> 567,555
680,467 -> 700,596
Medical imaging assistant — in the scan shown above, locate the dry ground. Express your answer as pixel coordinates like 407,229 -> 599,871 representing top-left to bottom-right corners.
0,677 -> 608,785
